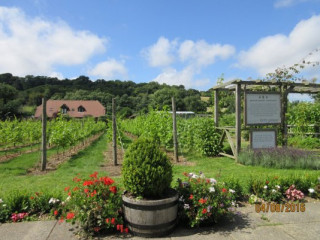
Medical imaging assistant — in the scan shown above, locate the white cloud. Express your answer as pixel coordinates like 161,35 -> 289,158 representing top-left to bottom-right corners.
152,66 -> 210,89
274,0 -> 310,8
88,59 -> 127,79
0,7 -> 106,76
142,37 -> 177,67
144,37 -> 235,88
238,15 -> 320,75
179,40 -> 235,67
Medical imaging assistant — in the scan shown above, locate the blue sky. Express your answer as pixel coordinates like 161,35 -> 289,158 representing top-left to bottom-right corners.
0,0 -> 320,93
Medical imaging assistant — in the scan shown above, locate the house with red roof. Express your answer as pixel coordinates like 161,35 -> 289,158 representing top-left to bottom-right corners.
35,100 -> 105,119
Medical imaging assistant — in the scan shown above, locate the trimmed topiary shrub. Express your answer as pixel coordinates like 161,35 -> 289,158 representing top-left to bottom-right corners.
122,138 -> 172,198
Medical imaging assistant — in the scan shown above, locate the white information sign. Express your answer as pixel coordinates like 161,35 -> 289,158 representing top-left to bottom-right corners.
246,93 -> 281,125
251,130 -> 276,149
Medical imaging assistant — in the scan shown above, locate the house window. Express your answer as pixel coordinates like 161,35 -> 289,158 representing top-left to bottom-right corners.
60,104 -> 69,114
78,106 -> 86,112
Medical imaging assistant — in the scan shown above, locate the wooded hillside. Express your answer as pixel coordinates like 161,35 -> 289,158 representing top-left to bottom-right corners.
0,73 -> 212,119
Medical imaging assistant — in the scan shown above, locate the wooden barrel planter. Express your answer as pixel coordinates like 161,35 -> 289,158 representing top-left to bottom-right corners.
122,189 -> 179,237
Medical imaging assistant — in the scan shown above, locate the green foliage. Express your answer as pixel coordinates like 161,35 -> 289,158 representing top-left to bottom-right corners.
0,116 -> 105,150
238,148 -> 320,170
288,136 -> 320,149
122,138 -> 173,198
287,102 -> 320,134
0,190 -> 62,223
175,172 -> 234,227
224,176 -> 244,201
122,111 -> 222,156
247,174 -> 319,202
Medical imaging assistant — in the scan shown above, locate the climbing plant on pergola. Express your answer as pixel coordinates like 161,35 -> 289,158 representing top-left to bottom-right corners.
212,79 -> 320,160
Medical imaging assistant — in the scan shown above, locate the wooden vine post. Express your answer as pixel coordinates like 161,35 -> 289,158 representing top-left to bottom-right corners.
235,83 -> 241,159
214,90 -> 219,127
112,98 -> 117,166
41,97 -> 47,171
172,97 -> 179,162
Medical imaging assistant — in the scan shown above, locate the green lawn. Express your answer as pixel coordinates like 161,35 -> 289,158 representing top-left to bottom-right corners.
0,134 -> 109,197
0,134 -> 319,198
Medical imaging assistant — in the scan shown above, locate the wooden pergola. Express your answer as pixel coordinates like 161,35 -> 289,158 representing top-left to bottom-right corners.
212,79 -> 320,160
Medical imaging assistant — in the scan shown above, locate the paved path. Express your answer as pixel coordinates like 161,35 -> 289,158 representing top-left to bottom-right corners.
0,201 -> 319,240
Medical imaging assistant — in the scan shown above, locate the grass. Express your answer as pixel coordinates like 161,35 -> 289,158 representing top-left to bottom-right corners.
0,135 -> 319,199
0,134 -> 108,197
171,152 -> 320,190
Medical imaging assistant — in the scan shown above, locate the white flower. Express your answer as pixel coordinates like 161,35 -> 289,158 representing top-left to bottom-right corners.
2,204 -> 6,207
272,189 -> 277,193
200,173 -> 206,179
308,188 -> 315,194
189,172 -> 199,179
184,204 -> 190,209
276,185 -> 281,189
209,178 -> 217,185
48,198 -> 60,204
264,185 -> 268,189
209,187 -> 215,193
0,199 -> 3,204
229,189 -> 235,194
66,196 -> 71,202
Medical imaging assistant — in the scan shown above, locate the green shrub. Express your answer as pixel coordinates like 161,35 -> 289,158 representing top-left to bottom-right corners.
288,136 -> 320,149
238,148 -> 320,170
194,119 -> 221,156
224,176 -> 244,201
122,138 -> 173,198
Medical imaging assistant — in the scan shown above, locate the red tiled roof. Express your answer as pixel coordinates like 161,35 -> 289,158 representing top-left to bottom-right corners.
35,100 -> 105,118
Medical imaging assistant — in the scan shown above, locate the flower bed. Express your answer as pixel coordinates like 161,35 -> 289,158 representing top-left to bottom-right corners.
0,171 -> 319,237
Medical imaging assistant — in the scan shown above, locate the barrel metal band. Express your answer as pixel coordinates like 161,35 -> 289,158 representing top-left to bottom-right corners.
127,218 -> 177,230
123,200 -> 178,211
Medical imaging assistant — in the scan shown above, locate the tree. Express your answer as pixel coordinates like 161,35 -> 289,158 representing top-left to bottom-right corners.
0,83 -> 21,119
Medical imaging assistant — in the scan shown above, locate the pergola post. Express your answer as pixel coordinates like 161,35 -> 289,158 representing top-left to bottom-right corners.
281,85 -> 289,147
235,84 -> 241,159
214,90 -> 219,127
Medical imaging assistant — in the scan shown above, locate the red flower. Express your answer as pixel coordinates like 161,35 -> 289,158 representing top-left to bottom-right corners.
101,177 -> 114,186
30,196 -> 34,200
117,224 -> 120,230
66,212 -> 75,220
106,218 -> 110,223
94,227 -> 100,232
109,186 -> 117,194
64,186 -> 70,192
73,187 -> 79,191
83,180 -> 94,186
68,192 -> 71,196
198,198 -> 207,204
222,188 -> 227,193
91,190 -> 97,197
59,216 -> 64,223
125,228 -> 129,233
202,208 -> 207,214
54,210 -> 58,216
90,171 -> 98,178
84,188 -> 89,193
111,218 -> 116,225
189,194 -> 194,200
266,180 -> 270,184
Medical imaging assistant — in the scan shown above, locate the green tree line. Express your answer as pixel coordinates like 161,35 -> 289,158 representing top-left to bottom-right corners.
0,73 -> 211,119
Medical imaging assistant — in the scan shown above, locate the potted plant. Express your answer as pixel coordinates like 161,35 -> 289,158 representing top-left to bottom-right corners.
121,138 -> 178,237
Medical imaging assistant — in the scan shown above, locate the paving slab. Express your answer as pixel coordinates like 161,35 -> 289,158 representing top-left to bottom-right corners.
0,220 -> 56,240
0,201 -> 319,240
